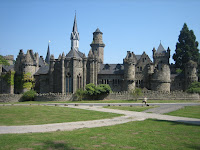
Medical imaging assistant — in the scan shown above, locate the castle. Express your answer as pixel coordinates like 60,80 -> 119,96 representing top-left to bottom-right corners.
0,15 -> 198,94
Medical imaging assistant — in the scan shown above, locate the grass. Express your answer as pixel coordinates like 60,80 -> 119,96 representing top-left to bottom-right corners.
1,99 -> 199,104
0,105 -> 121,126
0,119 -> 199,150
103,105 -> 158,112
166,105 -> 200,119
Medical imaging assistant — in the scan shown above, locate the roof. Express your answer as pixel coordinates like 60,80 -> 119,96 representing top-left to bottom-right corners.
39,57 -> 45,67
72,14 -> 78,33
98,64 -> 124,75
45,44 -> 50,64
135,55 -> 141,61
156,43 -> 166,53
34,65 -> 49,75
66,49 -> 85,59
2,65 -> 14,72
94,28 -> 102,34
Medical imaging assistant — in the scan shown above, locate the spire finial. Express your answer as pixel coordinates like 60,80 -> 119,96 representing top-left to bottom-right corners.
160,40 -> 161,44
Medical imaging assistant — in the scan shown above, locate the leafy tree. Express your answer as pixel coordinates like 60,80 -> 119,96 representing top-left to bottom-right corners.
0,55 -> 9,66
85,83 -> 96,96
173,23 -> 199,70
186,82 -> 200,94
130,88 -> 143,101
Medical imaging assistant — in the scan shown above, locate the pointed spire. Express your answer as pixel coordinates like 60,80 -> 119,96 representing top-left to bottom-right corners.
70,13 -> 80,51
45,42 -> 50,64
72,12 -> 78,33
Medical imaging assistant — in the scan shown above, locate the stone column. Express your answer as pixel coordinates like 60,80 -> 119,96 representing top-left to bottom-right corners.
83,58 -> 87,89
61,55 -> 65,94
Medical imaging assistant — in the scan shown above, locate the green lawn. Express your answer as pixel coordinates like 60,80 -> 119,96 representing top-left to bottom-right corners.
0,119 -> 199,150
1,99 -> 199,104
166,105 -> 200,119
104,105 -> 158,112
0,106 -> 121,126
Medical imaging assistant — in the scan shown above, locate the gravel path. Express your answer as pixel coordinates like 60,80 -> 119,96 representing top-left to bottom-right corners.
0,104 -> 200,134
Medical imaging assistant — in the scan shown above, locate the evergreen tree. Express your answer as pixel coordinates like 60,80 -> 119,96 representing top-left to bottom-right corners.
173,23 -> 199,70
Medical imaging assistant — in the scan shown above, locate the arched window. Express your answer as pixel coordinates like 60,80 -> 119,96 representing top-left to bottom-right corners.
66,73 -> 72,93
77,74 -> 82,89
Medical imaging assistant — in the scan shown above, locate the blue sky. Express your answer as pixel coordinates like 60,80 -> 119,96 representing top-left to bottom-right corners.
0,0 -> 199,64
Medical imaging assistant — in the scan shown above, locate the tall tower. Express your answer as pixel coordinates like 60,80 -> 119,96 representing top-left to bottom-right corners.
90,28 -> 105,63
123,51 -> 137,91
70,14 -> 79,51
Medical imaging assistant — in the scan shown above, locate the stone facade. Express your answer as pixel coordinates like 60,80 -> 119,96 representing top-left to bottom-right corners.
0,14 -> 198,95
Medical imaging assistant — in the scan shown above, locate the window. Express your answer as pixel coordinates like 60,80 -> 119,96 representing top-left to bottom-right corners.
66,74 -> 72,93
77,74 -> 82,89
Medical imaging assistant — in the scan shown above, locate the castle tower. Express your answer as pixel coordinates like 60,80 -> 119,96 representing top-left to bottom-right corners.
70,14 -> 79,51
184,60 -> 198,90
153,43 -> 170,65
151,64 -> 171,92
90,28 -> 105,64
45,42 -> 50,64
87,49 -> 99,86
123,51 -> 137,91
151,43 -> 171,92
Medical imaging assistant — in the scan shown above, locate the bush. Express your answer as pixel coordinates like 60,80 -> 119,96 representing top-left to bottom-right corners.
84,83 -> 112,99
187,82 -> 200,94
130,88 -> 143,101
75,89 -> 85,101
21,90 -> 36,101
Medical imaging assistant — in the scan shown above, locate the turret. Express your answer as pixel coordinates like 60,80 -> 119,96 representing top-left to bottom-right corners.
123,51 -> 137,91
151,64 -> 171,92
153,43 -> 170,65
90,28 -> 105,64
184,60 -> 198,90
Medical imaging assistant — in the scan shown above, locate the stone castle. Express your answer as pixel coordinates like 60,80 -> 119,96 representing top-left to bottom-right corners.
0,15 -> 198,94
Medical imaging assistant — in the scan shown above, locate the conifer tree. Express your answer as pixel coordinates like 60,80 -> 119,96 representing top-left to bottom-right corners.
173,23 -> 199,70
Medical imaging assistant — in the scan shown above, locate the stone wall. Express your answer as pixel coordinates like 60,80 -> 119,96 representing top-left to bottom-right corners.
35,93 -> 73,101
0,91 -> 199,103
0,94 -> 22,102
105,91 -> 200,100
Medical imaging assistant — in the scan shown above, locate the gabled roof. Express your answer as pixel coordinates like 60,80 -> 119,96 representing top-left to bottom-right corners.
34,65 -> 49,75
156,43 -> 166,53
2,65 -> 14,72
135,55 -> 141,61
98,64 -> 124,75
39,57 -> 45,67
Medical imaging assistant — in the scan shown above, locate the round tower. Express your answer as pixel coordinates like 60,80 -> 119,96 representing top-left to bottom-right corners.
184,60 -> 198,90
123,51 -> 137,91
151,64 -> 171,92
90,28 -> 105,64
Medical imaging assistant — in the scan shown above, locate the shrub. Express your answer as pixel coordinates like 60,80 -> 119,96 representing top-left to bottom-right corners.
21,90 -> 36,101
84,83 -> 112,99
85,83 -> 96,96
130,88 -> 143,101
187,82 -> 200,94
75,89 -> 85,101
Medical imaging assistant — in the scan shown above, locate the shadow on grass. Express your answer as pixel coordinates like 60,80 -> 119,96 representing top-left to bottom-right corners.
151,119 -> 200,126
42,140 -> 80,150
185,144 -> 200,150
